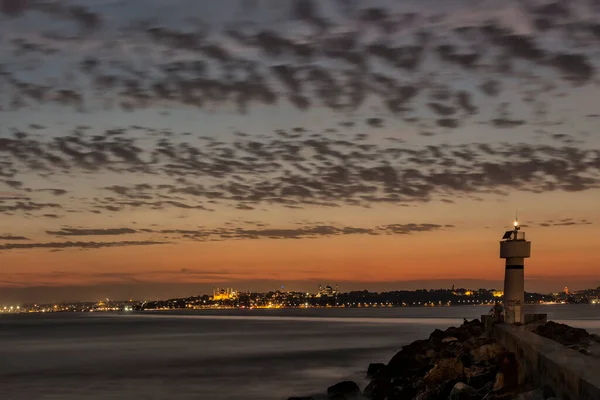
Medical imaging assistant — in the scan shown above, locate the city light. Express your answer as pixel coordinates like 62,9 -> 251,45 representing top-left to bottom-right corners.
2,284 -> 597,313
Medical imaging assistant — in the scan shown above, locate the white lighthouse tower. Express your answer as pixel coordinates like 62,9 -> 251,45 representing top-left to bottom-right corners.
499,218 -> 531,324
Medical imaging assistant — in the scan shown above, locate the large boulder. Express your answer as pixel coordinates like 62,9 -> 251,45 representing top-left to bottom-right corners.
449,382 -> 479,400
443,336 -> 460,344
470,343 -> 505,364
461,319 -> 484,337
429,329 -> 449,345
414,378 -> 463,400
463,336 -> 494,352
388,340 -> 432,377
465,366 -> 498,389
444,327 -> 470,342
363,377 -> 392,400
327,381 -> 361,399
458,351 -> 474,369
388,384 -> 418,400
366,363 -> 387,378
400,339 -> 432,356
423,357 -> 464,386
534,321 -> 592,347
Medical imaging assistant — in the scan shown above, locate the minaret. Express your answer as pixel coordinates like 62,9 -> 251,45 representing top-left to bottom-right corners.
499,218 -> 531,324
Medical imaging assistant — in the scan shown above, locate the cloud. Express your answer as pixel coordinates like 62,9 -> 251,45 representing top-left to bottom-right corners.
38,188 -> 68,196
535,218 -> 592,228
0,234 -> 29,240
0,240 -> 169,251
43,214 -> 61,219
0,0 -> 599,222
0,0 -> 597,120
366,117 -> 385,128
4,129 -> 600,212
112,222 -> 450,242
46,228 -> 138,236
379,223 -> 444,234
0,201 -> 62,214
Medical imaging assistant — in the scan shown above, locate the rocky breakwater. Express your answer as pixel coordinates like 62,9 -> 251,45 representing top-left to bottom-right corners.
289,319 -> 536,400
533,321 -> 600,357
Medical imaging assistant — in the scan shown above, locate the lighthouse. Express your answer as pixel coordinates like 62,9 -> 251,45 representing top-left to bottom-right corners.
499,219 -> 531,324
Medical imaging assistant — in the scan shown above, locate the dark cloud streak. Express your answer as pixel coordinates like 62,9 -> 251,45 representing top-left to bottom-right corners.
0,240 -> 169,251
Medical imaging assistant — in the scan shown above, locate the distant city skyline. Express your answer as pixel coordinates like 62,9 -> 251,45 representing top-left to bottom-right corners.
0,278 -> 596,304
1,0 -> 600,303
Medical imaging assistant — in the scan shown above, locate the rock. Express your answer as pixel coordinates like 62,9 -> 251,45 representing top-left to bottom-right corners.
399,339 -> 431,356
415,378 -> 462,400
423,357 -> 464,386
327,381 -> 361,399
366,363 -> 386,378
512,389 -> 545,399
461,319 -> 484,337
534,321 -> 592,347
466,366 -> 497,389
470,343 -> 505,364
464,336 -> 494,352
363,377 -> 392,400
329,395 -> 348,400
541,385 -> 556,399
445,326 -> 470,342
458,352 -> 474,369
579,348 -> 592,355
591,333 -> 600,343
462,319 -> 482,328
443,336 -> 460,344
492,372 -> 504,392
429,329 -> 449,345
424,349 -> 436,359
388,339 -> 432,377
449,382 -> 478,400
430,327 -> 465,345
476,381 -> 494,398
389,384 -> 418,400
481,394 -> 518,400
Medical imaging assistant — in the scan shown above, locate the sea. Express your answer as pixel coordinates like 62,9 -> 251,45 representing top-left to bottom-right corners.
1,305 -> 599,400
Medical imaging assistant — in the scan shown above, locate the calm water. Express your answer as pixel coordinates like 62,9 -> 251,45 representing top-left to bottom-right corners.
1,305 -> 599,400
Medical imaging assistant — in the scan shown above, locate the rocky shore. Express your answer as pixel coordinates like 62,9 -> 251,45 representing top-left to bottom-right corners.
288,319 -> 598,400
533,321 -> 600,357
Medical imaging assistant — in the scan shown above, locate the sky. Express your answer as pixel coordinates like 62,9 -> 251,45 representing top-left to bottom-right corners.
1,0 -> 600,303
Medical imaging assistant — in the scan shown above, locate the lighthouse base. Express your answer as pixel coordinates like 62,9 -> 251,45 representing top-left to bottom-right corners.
505,302 -> 523,324
504,264 -> 524,324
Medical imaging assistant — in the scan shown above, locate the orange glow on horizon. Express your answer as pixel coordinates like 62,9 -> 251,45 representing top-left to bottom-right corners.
3,227 -> 600,290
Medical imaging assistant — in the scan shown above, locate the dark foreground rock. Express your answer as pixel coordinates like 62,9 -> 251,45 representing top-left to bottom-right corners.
533,320 -> 596,355
327,381 -> 361,399
449,382 -> 478,400
352,319 -> 515,400
366,363 -> 387,379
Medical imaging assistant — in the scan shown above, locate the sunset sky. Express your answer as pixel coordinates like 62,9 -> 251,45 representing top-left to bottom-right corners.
1,0 -> 600,303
